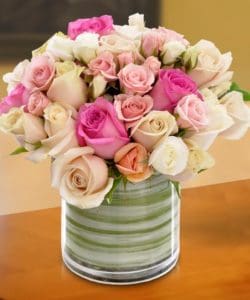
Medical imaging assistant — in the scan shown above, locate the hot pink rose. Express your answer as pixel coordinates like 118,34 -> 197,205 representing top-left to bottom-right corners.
26,91 -> 50,116
117,52 -> 135,69
67,15 -> 113,40
114,94 -> 153,127
141,30 -> 165,57
88,51 -> 117,81
144,56 -> 161,75
118,63 -> 154,95
22,55 -> 55,92
156,27 -> 189,46
76,97 -> 129,159
0,84 -> 28,115
174,94 -> 209,131
150,69 -> 201,112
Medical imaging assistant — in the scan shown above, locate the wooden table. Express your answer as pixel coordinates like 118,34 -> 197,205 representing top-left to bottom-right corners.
1,180 -> 250,300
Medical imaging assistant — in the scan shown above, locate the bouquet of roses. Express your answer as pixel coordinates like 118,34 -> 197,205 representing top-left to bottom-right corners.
1,13 -> 250,209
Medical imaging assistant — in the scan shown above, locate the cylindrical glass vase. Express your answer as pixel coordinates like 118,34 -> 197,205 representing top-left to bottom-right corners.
61,174 -> 180,285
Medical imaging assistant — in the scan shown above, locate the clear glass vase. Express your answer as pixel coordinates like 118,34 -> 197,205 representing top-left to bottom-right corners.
61,173 -> 180,285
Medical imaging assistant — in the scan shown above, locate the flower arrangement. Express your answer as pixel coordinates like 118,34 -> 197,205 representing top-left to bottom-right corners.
1,13 -> 250,209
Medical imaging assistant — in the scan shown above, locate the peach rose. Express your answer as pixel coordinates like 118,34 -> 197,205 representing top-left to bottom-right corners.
114,94 -> 153,128
118,63 -> 154,95
114,143 -> 153,183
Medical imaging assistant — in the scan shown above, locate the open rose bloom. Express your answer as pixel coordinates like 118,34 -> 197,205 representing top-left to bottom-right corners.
1,13 -> 250,210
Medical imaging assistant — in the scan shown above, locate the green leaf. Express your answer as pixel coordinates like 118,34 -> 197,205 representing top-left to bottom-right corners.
230,82 -> 250,101
175,128 -> 186,137
105,176 -> 122,204
10,147 -> 28,155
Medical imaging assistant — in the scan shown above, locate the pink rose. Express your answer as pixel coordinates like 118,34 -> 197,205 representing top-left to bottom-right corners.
0,84 -> 28,115
144,56 -> 161,75
26,91 -> 50,116
114,94 -> 153,128
141,30 -> 165,57
150,69 -> 201,112
76,97 -> 129,159
156,27 -> 189,46
67,15 -> 113,40
88,51 -> 117,81
117,52 -> 135,69
174,94 -> 209,131
118,63 -> 154,95
22,55 -> 55,92
114,143 -> 153,183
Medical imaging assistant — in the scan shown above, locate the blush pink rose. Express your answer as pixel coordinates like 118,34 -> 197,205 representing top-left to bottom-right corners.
150,69 -> 201,112
174,94 -> 209,131
144,56 -> 161,75
88,51 -> 117,81
118,63 -> 155,95
22,55 -> 55,92
67,15 -> 113,40
76,97 -> 129,159
141,30 -> 165,57
26,91 -> 50,116
117,52 -> 135,69
156,27 -> 189,46
114,143 -> 153,183
114,94 -> 153,127
0,84 -> 28,115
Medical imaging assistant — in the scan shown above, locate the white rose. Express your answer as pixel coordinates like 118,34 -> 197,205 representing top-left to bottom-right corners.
3,60 -> 29,93
46,34 -> 75,61
98,34 -> 140,54
188,40 -> 233,88
51,147 -> 114,209
73,32 -> 99,64
210,81 -> 232,98
219,91 -> 250,139
128,13 -> 145,30
186,101 -> 234,149
161,41 -> 186,65
200,88 -> 219,105
0,107 -> 47,146
27,103 -> 78,162
168,140 -> 215,182
131,110 -> 178,151
149,136 -> 189,176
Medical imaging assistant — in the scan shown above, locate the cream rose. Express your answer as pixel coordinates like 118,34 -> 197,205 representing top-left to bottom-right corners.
219,91 -> 250,139
27,103 -> 78,162
89,74 -> 107,98
73,32 -> 99,64
131,111 -> 178,151
149,136 -> 189,176
46,33 -> 75,61
3,60 -> 29,93
47,64 -> 87,109
0,107 -> 47,146
128,13 -> 145,30
167,140 -> 215,182
51,147 -> 114,209
98,34 -> 140,54
188,40 -> 233,88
